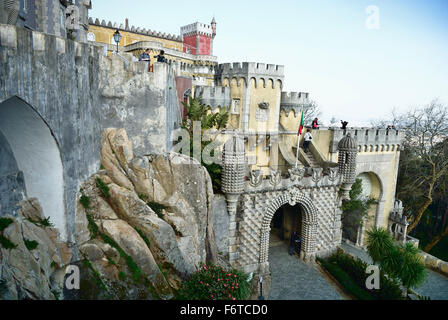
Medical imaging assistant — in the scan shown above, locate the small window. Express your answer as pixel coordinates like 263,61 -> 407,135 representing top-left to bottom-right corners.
231,99 -> 240,114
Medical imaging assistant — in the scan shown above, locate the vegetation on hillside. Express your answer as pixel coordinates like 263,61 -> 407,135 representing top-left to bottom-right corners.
177,96 -> 230,193
341,179 -> 377,243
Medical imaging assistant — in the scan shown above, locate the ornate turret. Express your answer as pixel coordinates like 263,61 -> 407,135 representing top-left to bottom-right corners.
338,133 -> 357,200
222,135 -> 245,195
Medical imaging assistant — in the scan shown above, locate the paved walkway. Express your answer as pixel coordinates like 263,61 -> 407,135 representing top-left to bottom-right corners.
267,242 -> 343,300
341,242 -> 448,300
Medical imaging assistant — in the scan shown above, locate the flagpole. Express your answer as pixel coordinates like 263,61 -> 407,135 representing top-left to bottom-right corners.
295,106 -> 304,168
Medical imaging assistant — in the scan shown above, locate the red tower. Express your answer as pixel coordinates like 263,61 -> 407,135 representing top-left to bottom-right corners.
180,18 -> 216,56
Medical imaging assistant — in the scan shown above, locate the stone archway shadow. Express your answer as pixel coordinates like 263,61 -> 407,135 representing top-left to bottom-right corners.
259,189 -> 319,274
0,96 -> 66,239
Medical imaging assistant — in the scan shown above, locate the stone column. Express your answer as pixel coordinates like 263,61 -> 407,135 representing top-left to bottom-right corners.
226,193 -> 239,265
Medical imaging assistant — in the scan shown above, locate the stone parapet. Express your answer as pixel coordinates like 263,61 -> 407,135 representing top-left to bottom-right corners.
329,128 -> 404,153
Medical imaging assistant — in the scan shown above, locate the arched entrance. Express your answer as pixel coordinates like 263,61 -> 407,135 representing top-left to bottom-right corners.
0,97 -> 66,239
269,203 -> 303,253
259,190 -> 318,274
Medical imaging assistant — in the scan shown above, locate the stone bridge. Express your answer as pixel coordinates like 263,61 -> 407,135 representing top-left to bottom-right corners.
0,24 -> 181,242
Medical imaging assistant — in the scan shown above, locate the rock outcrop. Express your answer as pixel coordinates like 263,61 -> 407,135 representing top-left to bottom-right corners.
0,198 -> 71,300
74,128 -> 219,299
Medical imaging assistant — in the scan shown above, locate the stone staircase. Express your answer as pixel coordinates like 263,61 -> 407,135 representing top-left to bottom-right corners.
303,150 -> 320,168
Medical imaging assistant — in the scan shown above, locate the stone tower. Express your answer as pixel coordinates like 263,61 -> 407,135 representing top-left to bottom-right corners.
221,135 -> 246,264
180,19 -> 215,55
338,133 -> 357,200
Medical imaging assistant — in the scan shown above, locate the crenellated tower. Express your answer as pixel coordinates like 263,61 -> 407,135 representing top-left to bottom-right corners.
180,19 -> 216,56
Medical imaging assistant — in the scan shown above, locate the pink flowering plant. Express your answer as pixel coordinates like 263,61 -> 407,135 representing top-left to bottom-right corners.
177,264 -> 251,300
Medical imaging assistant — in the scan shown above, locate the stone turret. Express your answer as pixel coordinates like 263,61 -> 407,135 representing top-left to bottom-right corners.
221,134 -> 246,264
338,133 -> 357,200
0,0 -> 20,25
222,135 -> 245,195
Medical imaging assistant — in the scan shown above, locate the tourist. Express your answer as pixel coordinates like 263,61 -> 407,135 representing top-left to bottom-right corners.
312,117 -> 319,130
139,48 -> 151,62
341,120 -> 348,129
155,50 -> 167,63
289,231 -> 297,255
303,129 -> 312,152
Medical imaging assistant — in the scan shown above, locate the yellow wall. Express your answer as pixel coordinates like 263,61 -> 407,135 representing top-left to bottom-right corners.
88,25 -> 183,50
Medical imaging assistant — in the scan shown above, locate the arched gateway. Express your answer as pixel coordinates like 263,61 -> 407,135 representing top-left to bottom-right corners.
259,191 -> 318,273
221,133 -> 359,275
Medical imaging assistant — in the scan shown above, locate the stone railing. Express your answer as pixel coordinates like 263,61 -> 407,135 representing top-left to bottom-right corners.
418,252 -> 448,277
123,41 -> 218,63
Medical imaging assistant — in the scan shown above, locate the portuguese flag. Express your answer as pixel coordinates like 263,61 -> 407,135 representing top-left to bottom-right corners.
298,110 -> 304,136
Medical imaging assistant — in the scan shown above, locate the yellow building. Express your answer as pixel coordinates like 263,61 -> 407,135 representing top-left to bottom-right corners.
87,17 -> 217,88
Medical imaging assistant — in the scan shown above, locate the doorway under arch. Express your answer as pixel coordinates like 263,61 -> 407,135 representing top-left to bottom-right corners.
259,191 -> 318,274
270,203 -> 304,254
0,96 -> 66,239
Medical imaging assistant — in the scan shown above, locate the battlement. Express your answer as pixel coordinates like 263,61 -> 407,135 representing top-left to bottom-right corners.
89,17 -> 182,42
280,92 -> 310,106
329,128 -> 405,153
194,86 -> 231,110
216,62 -> 285,77
180,22 -> 214,38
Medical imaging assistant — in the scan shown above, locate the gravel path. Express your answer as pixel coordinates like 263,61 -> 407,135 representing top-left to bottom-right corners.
267,243 -> 343,300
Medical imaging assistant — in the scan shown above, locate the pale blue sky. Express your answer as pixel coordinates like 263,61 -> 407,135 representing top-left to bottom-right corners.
90,0 -> 448,126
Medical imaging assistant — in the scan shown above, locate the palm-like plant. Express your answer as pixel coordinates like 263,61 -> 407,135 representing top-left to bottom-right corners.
398,243 -> 427,295
366,227 -> 395,265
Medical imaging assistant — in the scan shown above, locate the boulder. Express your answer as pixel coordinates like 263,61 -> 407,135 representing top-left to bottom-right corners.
100,219 -> 173,299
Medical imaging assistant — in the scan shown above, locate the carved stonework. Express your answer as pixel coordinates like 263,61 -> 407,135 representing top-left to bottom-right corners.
258,102 -> 270,109
312,168 -> 323,183
328,167 -> 339,181
249,170 -> 263,187
269,170 -> 281,186
288,167 -> 305,182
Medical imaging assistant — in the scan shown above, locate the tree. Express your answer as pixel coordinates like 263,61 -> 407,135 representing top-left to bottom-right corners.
341,179 -> 377,243
302,100 -> 322,127
366,229 -> 427,296
179,96 -> 230,193
366,227 -> 395,265
394,100 -> 448,236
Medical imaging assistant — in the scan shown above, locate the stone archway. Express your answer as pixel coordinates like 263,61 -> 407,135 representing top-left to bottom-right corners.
0,96 -> 66,239
259,189 -> 318,274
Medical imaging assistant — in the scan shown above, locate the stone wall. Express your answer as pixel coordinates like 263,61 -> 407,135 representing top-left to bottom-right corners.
0,24 -> 180,243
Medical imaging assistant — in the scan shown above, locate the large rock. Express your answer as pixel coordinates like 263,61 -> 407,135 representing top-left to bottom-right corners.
0,198 -> 71,300
100,219 -> 173,299
74,128 -> 220,298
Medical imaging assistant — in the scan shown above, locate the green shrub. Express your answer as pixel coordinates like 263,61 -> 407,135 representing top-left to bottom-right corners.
27,216 -> 53,228
318,257 -> 373,300
86,213 -> 99,239
39,217 -> 54,227
96,178 -> 111,198
0,235 -> 16,249
327,251 -> 403,300
0,218 -> 14,232
24,239 -> 39,251
80,194 -> 91,209
177,264 -> 251,300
